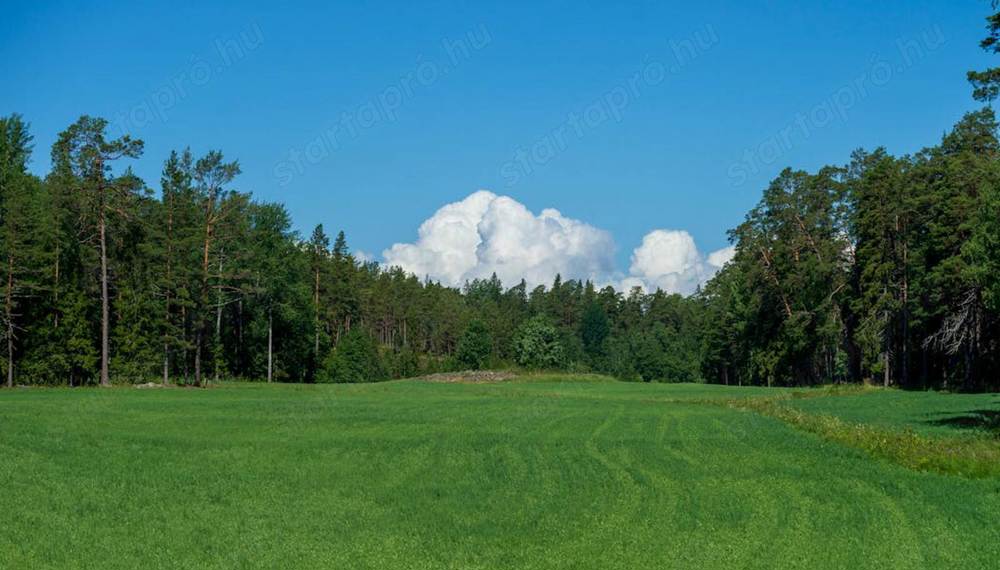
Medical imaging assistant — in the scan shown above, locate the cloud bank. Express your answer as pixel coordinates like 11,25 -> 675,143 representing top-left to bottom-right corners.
383,191 -> 733,295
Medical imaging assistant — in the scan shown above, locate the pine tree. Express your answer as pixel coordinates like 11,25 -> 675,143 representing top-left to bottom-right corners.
848,148 -> 910,386
51,116 -> 143,386
308,224 -> 330,380
156,149 -> 199,385
191,151 -> 240,386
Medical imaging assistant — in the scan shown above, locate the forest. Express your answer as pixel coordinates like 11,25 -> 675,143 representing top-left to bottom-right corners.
2,9 -> 1000,392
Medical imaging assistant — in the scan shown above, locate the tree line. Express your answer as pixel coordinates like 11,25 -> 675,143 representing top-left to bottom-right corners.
0,120 -> 706,388
699,5 -> 1000,392
1,5 -> 999,391
700,110 -> 1000,391
0,114 -> 704,387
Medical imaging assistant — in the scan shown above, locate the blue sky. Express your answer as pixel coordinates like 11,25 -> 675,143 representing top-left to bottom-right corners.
1,0 -> 993,287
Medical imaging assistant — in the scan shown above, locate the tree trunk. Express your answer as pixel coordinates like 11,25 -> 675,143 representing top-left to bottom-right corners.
882,300 -> 891,388
5,325 -> 11,389
214,254 -> 223,383
163,195 -> 174,386
314,267 -> 320,358
194,330 -> 202,387
182,305 -> 189,384
53,245 -> 60,329
901,240 -> 910,388
195,219 -> 211,388
237,298 -> 243,377
6,250 -> 14,388
267,307 -> 273,383
883,349 -> 890,388
6,325 -> 12,388
163,290 -> 171,386
99,208 -> 110,387
163,343 -> 170,386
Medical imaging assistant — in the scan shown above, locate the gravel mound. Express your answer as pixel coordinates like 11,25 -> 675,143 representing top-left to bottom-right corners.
416,370 -> 518,384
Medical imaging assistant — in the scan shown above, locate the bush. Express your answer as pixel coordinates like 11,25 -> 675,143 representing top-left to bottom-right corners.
318,328 -> 386,383
456,320 -> 492,370
513,316 -> 565,369
389,344 -> 420,379
602,333 -> 641,381
634,324 -> 701,383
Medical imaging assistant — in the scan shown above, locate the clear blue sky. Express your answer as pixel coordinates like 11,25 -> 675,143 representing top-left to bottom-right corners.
1,0 -> 993,266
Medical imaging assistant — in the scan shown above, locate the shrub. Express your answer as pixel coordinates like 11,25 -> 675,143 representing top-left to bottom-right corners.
318,328 -> 386,383
456,320 -> 492,370
633,324 -> 701,383
390,344 -> 420,379
513,316 -> 565,369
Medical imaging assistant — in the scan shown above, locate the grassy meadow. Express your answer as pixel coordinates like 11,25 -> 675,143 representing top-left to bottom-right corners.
1,377 -> 999,569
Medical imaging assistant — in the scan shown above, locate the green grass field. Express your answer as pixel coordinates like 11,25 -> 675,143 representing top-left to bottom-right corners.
2,378 -> 999,569
787,388 -> 1000,438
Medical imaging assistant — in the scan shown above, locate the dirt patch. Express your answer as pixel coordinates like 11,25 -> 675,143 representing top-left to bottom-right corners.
416,370 -> 519,384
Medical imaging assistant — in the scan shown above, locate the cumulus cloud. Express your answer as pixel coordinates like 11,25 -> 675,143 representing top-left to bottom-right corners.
623,230 -> 733,295
707,245 -> 736,268
383,191 -> 615,288
382,191 -> 496,285
383,191 -> 732,295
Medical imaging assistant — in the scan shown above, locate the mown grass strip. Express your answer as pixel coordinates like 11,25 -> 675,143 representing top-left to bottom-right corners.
715,388 -> 1000,479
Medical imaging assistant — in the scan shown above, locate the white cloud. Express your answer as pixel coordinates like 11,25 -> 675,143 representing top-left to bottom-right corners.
624,230 -> 733,295
383,191 -> 732,295
382,190 -> 496,285
707,245 -> 736,268
383,191 -> 615,288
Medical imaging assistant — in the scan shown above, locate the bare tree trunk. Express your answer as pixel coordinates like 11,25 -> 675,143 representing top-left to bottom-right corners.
194,330 -> 202,388
53,245 -> 60,329
882,284 -> 890,387
214,254 -> 223,383
6,250 -> 15,388
182,305 -> 189,384
6,327 -> 12,388
214,305 -> 222,382
99,209 -> 110,387
163,288 -> 171,385
883,348 -> 890,388
195,216 -> 211,388
163,196 -> 174,387
267,307 -> 273,383
901,239 -> 909,388
163,344 -> 170,385
237,298 -> 243,377
314,267 -> 320,358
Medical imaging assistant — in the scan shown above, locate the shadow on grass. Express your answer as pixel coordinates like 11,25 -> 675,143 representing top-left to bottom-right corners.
926,410 -> 1000,437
